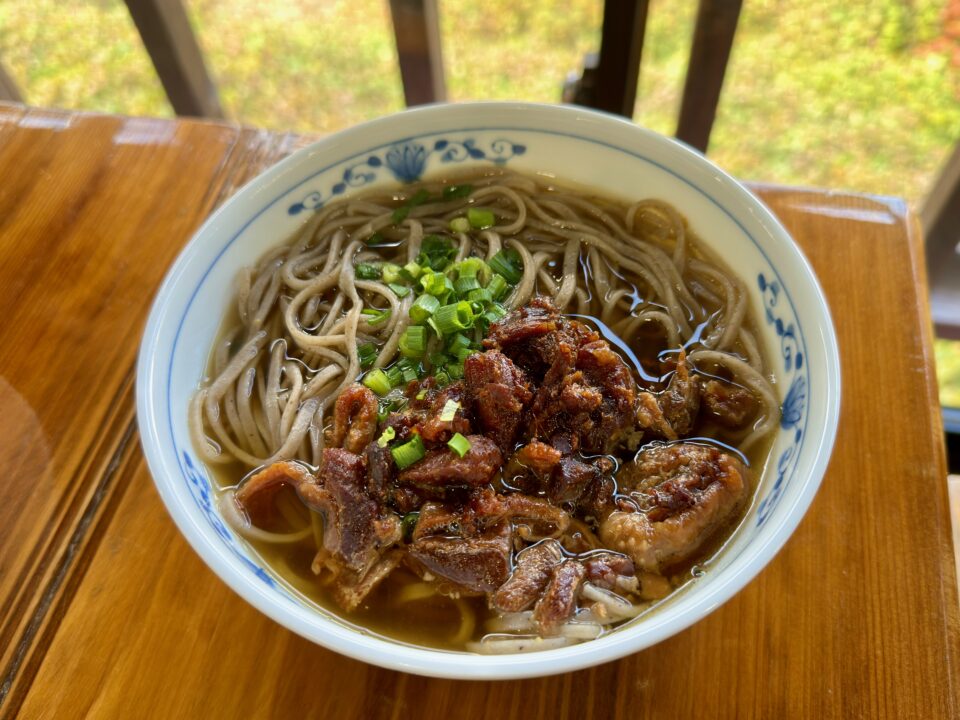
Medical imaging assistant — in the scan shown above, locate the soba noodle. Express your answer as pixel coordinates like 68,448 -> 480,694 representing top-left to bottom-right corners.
192,170 -> 778,469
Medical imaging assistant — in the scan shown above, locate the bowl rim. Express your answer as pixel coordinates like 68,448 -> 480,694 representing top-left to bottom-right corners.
136,100 -> 841,679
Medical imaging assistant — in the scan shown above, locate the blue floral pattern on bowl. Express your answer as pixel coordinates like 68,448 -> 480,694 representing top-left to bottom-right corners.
755,272 -> 808,527
287,137 -> 526,215
385,142 -> 428,183
182,451 -> 285,593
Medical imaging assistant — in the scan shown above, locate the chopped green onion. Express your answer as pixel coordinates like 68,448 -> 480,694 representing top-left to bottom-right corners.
392,433 -> 426,469
399,325 -> 428,359
480,312 -> 499,329
467,287 -> 493,304
454,276 -> 481,295
488,250 -> 523,284
433,301 -> 475,334
434,369 -> 451,386
410,294 -> 441,323
428,351 -> 450,368
487,273 -> 510,300
417,235 -> 456,271
401,261 -> 423,282
457,258 -> 481,278
453,346 -> 474,363
377,396 -> 408,423
401,511 -> 420,540
382,263 -> 403,284
415,388 -> 428,400
447,363 -> 465,379
354,262 -> 381,280
361,308 -> 391,326
449,217 -> 471,233
389,282 -> 411,298
482,304 -> 509,327
443,184 -> 474,200
397,358 -> 420,383
385,365 -> 404,387
474,315 -> 491,335
422,234 -> 451,252
488,302 -> 508,318
357,342 -> 377,369
439,399 -> 461,422
447,432 -> 471,458
467,207 -> 496,229
362,369 -> 392,396
377,426 -> 396,448
446,333 -> 472,354
411,187 -> 432,203
456,257 -> 488,281
420,271 -> 454,297
392,188 -> 430,224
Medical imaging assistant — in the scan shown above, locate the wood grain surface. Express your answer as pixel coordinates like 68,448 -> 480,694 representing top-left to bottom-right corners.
0,107 -> 241,687
0,103 -> 956,719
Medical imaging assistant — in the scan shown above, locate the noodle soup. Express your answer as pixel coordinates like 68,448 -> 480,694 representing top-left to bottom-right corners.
191,170 -> 778,652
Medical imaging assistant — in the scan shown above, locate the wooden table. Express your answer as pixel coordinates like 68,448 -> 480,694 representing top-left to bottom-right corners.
0,104 -> 957,719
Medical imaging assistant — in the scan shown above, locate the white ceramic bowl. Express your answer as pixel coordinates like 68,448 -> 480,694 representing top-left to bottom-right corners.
137,102 -> 841,679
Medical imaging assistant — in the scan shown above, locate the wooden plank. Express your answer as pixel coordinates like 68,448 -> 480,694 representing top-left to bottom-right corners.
0,106 -> 271,706
922,142 -> 960,339
675,0 -> 742,153
123,0 -> 223,118
0,61 -> 22,103
388,0 -> 446,106
0,400 -> 139,715
9,173 -> 958,717
586,0 -> 650,117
